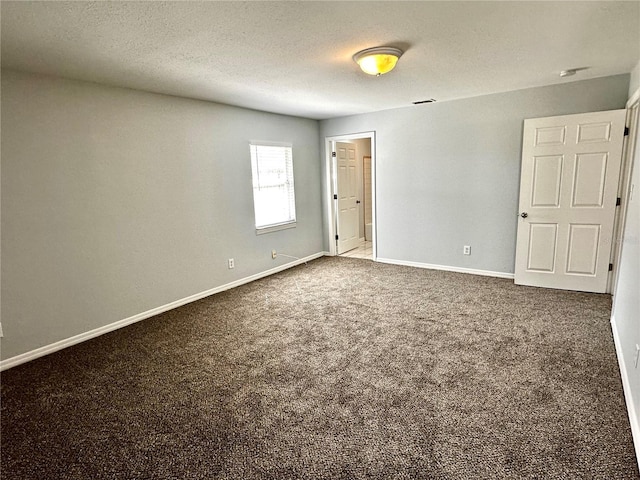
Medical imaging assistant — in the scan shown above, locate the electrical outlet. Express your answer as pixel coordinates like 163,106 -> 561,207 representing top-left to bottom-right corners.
228,258 -> 235,269
463,245 -> 471,255
634,344 -> 640,369
272,250 -> 277,259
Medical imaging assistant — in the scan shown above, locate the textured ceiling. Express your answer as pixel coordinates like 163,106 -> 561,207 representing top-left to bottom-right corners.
1,1 -> 639,120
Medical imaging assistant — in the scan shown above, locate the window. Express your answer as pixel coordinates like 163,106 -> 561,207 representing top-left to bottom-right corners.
250,143 -> 296,233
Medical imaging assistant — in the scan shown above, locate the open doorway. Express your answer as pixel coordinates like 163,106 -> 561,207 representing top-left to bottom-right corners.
324,132 -> 376,260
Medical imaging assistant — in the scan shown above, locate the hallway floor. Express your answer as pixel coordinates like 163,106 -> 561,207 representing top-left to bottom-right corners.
339,240 -> 372,260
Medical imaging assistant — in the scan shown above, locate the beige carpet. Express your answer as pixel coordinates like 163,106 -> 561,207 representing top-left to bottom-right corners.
2,257 -> 638,479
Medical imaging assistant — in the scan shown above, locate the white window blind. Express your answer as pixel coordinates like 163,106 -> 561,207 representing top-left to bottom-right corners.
250,143 -> 296,231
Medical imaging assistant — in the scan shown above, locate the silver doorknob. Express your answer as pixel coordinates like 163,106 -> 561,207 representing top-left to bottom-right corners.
520,212 -> 528,218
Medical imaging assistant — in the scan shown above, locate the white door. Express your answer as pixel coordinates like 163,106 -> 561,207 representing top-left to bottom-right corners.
514,109 -> 626,293
335,141 -> 361,254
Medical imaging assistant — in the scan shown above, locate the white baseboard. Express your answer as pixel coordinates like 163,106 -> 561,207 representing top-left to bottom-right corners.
611,315 -> 640,471
376,257 -> 515,279
0,251 -> 327,371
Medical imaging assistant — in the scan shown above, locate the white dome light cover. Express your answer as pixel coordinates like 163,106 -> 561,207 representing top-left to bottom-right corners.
353,47 -> 404,76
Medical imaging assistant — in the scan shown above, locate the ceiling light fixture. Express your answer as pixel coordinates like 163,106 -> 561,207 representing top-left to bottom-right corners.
353,47 -> 403,76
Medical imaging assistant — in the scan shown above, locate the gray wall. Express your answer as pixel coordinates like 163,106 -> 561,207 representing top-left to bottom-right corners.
614,58 -> 640,457
320,75 -> 630,274
1,70 -> 323,360
612,111 -> 640,452
630,60 -> 640,97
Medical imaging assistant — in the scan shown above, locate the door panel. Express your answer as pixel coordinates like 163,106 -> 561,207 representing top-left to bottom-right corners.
566,224 -> 600,275
336,142 -> 360,254
532,155 -> 563,206
535,125 -> 566,146
514,109 -> 626,292
527,223 -> 558,272
572,153 -> 607,207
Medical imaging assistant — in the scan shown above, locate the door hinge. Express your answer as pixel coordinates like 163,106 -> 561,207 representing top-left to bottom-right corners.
609,263 -> 613,272
335,234 -> 339,240
624,126 -> 629,136
616,197 -> 621,206
333,194 -> 338,200
332,152 -> 337,157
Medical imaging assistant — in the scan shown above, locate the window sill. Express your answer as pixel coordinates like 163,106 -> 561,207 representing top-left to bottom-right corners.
256,222 -> 296,235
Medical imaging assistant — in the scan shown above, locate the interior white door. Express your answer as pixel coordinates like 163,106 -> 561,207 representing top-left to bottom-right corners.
514,109 -> 626,293
335,141 -> 361,254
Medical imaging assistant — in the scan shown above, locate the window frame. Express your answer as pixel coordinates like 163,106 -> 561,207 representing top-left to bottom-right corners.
249,141 -> 297,234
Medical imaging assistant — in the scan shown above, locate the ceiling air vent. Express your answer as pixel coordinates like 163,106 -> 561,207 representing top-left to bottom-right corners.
413,99 -> 436,105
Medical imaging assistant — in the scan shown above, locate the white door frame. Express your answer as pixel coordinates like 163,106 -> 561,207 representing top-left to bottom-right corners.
324,131 -> 376,258
611,88 -> 640,294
